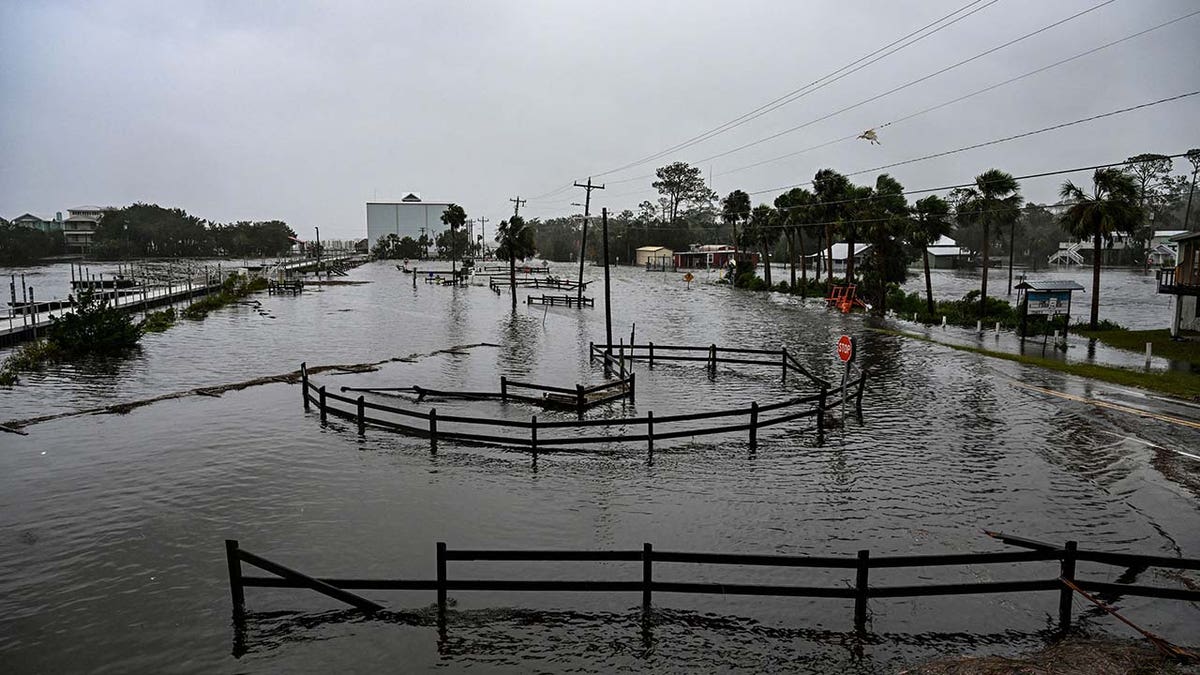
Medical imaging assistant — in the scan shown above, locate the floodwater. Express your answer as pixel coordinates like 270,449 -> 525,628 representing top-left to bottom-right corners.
1,261 -> 1197,673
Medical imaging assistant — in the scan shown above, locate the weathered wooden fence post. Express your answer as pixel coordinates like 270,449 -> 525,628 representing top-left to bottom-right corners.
436,542 -> 447,615
749,402 -> 758,450
628,372 -> 636,404
855,549 -> 870,631
642,542 -> 653,612
301,362 -> 309,410
781,346 -> 788,382
817,387 -> 827,433
357,396 -> 366,435
855,370 -> 868,414
588,341 -> 594,362
225,539 -> 245,618
530,416 -> 538,452
429,408 -> 438,452
647,411 -> 654,455
318,386 -> 327,422
709,343 -> 717,371
500,376 -> 507,401
576,384 -> 585,416
648,342 -> 655,369
1059,540 -> 1077,631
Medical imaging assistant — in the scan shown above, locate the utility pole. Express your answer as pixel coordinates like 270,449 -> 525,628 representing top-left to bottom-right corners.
478,216 -> 489,256
419,226 -> 428,260
574,178 -> 605,301
314,226 -> 321,279
510,196 -> 526,218
602,208 -> 612,357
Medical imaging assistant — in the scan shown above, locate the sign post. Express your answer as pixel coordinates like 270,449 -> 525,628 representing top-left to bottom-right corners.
837,335 -> 855,423
683,272 -> 694,289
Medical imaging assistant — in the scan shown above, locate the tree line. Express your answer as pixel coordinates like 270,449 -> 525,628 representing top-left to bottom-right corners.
92,203 -> 296,259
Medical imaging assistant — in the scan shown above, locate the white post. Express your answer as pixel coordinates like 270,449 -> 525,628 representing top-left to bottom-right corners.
976,320 -> 982,333
1145,342 -> 1152,367
995,321 -> 1000,336
942,316 -> 947,327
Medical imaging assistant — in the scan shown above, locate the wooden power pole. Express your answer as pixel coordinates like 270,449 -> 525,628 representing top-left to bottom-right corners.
573,178 -> 605,301
510,196 -> 526,218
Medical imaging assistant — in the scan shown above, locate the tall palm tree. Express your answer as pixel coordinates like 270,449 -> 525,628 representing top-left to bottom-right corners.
750,204 -> 777,286
495,215 -> 536,311
774,187 -> 815,294
813,169 -> 852,285
1058,168 -> 1141,330
721,190 -> 750,269
954,169 -> 1022,318
909,195 -> 953,314
441,203 -> 468,278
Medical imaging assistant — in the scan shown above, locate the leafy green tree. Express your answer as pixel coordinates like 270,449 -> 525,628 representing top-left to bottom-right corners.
908,195 -> 952,314
0,222 -> 64,264
1185,148 -> 1200,231
495,215 -> 536,311
47,290 -> 142,354
652,162 -> 718,226
951,169 -> 1022,317
1122,153 -> 1175,258
1018,204 -> 1058,270
1058,168 -> 1142,330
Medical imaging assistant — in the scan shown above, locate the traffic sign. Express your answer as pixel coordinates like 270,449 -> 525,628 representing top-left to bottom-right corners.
837,335 -> 855,363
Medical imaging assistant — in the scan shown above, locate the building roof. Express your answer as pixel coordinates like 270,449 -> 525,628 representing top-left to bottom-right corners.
366,200 -> 453,206
68,205 -> 104,211
636,246 -> 670,252
1169,230 -> 1200,243
805,243 -> 871,260
1014,280 -> 1086,292
65,214 -> 99,222
927,235 -> 970,257
1153,229 -> 1187,238
12,212 -> 46,222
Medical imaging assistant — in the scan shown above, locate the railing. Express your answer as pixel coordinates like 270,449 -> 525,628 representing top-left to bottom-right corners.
224,533 -> 1200,634
526,294 -> 594,307
1157,266 -> 1200,295
300,347 -> 858,452
589,341 -> 833,390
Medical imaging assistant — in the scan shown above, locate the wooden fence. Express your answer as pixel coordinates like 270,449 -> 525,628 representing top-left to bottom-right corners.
589,341 -> 834,390
490,277 -> 588,293
224,533 -> 1200,634
527,294 -> 594,308
302,353 -> 860,452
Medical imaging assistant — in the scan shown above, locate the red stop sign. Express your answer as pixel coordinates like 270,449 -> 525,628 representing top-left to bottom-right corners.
836,335 -> 855,363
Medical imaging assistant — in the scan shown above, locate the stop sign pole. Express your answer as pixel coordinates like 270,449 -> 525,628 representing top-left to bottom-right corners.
837,335 -> 856,423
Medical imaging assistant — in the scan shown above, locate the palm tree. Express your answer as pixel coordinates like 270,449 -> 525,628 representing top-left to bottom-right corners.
495,215 -> 536,311
441,203 -> 468,278
1058,168 -> 1141,330
909,195 -> 953,314
774,188 -> 815,293
954,169 -> 1022,318
721,190 -> 750,269
750,205 -> 777,286
813,169 -> 852,285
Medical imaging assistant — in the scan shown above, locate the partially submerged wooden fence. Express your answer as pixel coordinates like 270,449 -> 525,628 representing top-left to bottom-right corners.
589,341 -> 834,390
224,532 -> 1200,634
490,277 -> 588,293
302,354 -> 861,452
527,294 -> 594,308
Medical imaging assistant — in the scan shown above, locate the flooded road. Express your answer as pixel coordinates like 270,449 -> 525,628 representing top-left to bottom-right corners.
1,261 -> 1197,673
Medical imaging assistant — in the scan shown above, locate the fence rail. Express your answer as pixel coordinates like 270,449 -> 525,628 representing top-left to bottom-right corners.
303,347 -> 859,452
224,534 -> 1200,634
589,341 -> 833,390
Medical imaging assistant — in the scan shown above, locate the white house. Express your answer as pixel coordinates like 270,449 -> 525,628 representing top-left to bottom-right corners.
925,235 -> 970,269
806,243 -> 871,274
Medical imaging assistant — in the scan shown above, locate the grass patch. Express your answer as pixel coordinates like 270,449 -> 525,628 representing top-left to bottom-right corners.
1073,328 -> 1200,367
872,327 -> 1200,401
139,307 -> 177,333
182,275 -> 268,320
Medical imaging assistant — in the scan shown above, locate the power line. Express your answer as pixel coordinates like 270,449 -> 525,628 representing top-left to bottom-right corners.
527,152 -> 1194,226
714,8 -> 1200,181
591,0 -> 999,177
746,91 -> 1200,195
526,0 -> 996,200
686,0 -> 1119,168
582,0 -> 1126,201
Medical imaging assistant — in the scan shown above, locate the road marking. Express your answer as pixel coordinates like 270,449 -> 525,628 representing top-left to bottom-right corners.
1010,380 -> 1200,431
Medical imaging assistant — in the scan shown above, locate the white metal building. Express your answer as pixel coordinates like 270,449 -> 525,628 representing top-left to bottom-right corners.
365,193 -> 453,246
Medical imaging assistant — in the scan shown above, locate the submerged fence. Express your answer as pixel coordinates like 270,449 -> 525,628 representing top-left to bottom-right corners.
224,532 -> 1200,634
301,342 -> 863,452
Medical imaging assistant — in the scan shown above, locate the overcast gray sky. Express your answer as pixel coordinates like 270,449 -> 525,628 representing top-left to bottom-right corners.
2,0 -> 1197,240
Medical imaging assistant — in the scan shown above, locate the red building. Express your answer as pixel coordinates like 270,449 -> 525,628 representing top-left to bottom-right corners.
673,244 -> 757,269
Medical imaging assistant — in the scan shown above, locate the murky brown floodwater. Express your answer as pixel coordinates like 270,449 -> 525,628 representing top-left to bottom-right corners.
1,261 -> 1197,673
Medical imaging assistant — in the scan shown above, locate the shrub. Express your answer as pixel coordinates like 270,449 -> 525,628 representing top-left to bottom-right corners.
46,291 -> 142,355
140,307 -> 177,333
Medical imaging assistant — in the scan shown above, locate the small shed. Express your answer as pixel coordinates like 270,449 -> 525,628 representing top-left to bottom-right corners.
926,235 -> 970,269
1015,279 -> 1085,337
635,245 -> 674,267
1156,230 -> 1200,334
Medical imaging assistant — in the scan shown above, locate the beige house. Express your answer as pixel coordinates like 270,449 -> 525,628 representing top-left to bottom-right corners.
634,246 -> 673,268
1157,231 -> 1200,334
